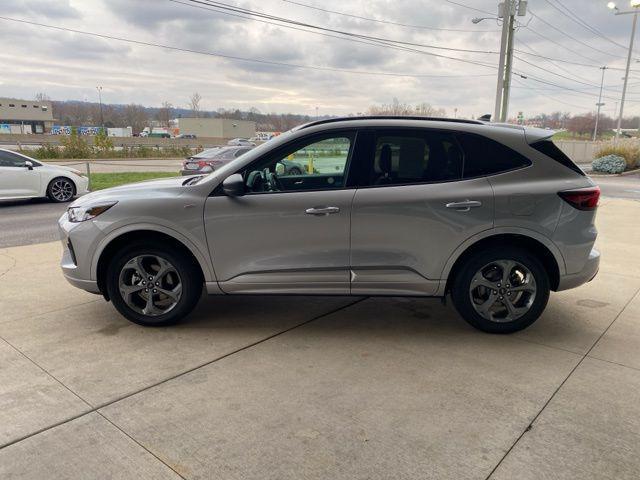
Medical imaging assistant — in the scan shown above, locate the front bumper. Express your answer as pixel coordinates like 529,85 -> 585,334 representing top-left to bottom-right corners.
76,175 -> 90,194
59,212 -> 103,294
557,248 -> 600,291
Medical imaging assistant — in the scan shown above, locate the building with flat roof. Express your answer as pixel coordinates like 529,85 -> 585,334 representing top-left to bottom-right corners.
178,117 -> 256,139
0,98 -> 54,134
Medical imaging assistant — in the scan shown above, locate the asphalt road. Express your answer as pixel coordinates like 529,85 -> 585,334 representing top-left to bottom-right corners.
1,172 -> 638,249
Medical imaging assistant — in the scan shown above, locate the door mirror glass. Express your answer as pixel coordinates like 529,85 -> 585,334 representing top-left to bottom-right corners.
275,162 -> 285,175
24,160 -> 34,170
222,173 -> 245,197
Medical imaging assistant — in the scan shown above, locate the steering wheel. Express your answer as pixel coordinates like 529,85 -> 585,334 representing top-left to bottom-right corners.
264,168 -> 282,192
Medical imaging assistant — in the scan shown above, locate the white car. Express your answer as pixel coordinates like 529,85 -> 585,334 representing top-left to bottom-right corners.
0,148 -> 89,202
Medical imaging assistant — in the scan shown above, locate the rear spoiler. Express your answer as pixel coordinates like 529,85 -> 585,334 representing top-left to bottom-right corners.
523,127 -> 555,144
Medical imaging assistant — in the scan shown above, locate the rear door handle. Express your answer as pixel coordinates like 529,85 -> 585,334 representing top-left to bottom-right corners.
445,200 -> 482,211
305,206 -> 340,216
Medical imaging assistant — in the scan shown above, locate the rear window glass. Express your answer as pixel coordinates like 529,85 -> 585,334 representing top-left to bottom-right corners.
457,133 -> 531,178
530,140 -> 585,176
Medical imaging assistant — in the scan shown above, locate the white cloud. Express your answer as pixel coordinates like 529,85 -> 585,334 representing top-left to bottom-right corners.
1,0 -> 639,118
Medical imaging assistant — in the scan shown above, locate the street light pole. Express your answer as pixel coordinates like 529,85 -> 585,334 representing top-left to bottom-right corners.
493,0 -> 512,122
609,1 -> 640,140
500,9 -> 516,122
593,66 -> 607,141
96,86 -> 104,130
617,11 -> 637,139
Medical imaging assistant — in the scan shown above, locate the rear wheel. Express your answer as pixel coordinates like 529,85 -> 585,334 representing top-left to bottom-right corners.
47,177 -> 76,202
106,241 -> 202,326
451,246 -> 550,333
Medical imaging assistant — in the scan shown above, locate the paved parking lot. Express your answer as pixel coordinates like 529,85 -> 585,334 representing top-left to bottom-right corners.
0,198 -> 639,479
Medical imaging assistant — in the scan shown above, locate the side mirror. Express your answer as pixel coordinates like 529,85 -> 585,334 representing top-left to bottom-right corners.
222,173 -> 245,197
24,161 -> 33,170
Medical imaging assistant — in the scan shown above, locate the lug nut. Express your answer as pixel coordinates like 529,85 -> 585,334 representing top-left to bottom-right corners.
153,289 -> 157,293
497,283 -> 501,288
148,276 -> 153,280
507,292 -> 512,296
155,282 -> 159,286
499,296 -> 503,300
142,281 -> 146,285
493,290 -> 498,295
145,288 -> 149,292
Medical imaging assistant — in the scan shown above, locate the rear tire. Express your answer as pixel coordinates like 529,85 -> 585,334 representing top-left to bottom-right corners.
47,177 -> 76,202
451,246 -> 550,334
106,241 -> 202,326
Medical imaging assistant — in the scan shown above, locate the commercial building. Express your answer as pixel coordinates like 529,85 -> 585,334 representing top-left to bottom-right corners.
178,118 -> 256,139
0,98 -> 54,134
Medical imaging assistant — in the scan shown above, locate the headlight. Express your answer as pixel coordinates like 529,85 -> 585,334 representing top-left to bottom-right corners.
72,169 -> 87,178
68,202 -> 117,222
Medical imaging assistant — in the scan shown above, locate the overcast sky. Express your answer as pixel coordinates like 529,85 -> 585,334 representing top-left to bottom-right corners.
2,0 -> 640,119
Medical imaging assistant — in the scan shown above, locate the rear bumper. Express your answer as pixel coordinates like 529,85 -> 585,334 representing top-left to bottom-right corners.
557,248 -> 600,291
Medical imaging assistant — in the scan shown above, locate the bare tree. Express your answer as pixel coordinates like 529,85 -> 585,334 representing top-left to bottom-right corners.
34,92 -> 51,102
157,101 -> 173,127
189,92 -> 202,118
124,104 -> 149,134
415,102 -> 446,117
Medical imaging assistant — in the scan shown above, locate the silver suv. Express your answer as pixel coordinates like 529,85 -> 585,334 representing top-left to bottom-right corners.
59,117 -> 600,333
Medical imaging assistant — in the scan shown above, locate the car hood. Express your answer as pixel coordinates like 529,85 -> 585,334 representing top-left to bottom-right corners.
70,176 -> 187,206
42,164 -> 84,174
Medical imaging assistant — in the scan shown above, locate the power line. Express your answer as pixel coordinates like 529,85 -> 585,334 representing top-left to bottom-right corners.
528,9 -> 627,60
444,0 -> 495,17
0,15 -> 497,79
546,0 -> 628,50
279,0 -> 500,33
512,77 -> 592,110
174,0 -> 499,57
522,24 -> 603,64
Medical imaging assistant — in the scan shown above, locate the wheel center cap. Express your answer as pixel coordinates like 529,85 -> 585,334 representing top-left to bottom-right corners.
499,288 -> 506,295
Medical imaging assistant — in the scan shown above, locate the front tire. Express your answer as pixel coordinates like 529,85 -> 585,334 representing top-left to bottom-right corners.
451,246 -> 550,334
47,177 -> 76,202
106,241 -> 202,326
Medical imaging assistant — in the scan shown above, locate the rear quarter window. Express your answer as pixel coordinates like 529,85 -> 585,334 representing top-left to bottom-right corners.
530,140 -> 585,176
456,133 -> 531,178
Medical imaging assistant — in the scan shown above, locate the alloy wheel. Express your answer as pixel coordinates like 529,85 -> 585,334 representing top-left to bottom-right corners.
51,179 -> 74,202
468,259 -> 537,323
118,254 -> 182,317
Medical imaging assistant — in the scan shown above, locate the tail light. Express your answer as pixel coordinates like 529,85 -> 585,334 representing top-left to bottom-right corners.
198,160 -> 224,169
558,186 -> 600,211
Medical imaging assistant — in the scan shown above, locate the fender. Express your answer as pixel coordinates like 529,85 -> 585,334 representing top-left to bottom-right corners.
90,222 -> 217,283
435,226 -> 567,295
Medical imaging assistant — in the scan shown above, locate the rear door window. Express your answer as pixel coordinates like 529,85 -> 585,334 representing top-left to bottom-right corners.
360,129 -> 463,186
456,133 -> 531,178
530,140 -> 584,176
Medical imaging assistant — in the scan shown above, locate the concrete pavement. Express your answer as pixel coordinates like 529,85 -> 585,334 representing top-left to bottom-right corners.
0,199 -> 639,479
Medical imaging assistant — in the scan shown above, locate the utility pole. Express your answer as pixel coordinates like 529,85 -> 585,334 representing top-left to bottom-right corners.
96,86 -> 104,130
608,2 -> 640,140
593,66 -> 607,141
490,1 -> 527,123
493,1 -> 512,123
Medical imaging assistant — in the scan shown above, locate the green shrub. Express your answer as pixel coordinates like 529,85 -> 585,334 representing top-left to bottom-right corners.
592,154 -> 626,174
594,140 -> 640,170
28,144 -> 61,159
93,130 -> 114,156
60,130 -> 91,158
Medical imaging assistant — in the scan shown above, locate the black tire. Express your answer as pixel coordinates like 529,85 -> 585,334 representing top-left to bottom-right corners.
47,177 -> 76,203
451,246 -> 550,334
106,241 -> 203,326
288,167 -> 303,175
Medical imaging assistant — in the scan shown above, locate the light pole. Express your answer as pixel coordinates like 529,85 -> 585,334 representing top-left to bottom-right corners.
474,0 -> 527,122
96,86 -> 104,131
608,1 -> 640,140
593,66 -> 607,141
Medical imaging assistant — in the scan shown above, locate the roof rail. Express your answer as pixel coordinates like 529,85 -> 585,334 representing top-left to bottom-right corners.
295,115 -> 484,130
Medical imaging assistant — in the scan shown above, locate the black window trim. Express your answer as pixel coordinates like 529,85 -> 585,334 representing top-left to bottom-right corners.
211,128 -> 359,197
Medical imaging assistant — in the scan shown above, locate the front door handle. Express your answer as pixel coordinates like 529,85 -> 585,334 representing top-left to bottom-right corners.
305,206 -> 340,216
445,200 -> 482,211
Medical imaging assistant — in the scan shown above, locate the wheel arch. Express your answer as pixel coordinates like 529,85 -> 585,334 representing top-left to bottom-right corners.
93,226 -> 215,299
442,230 -> 564,294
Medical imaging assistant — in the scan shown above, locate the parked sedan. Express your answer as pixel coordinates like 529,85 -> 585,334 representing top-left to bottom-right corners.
181,146 -> 252,175
0,148 -> 89,202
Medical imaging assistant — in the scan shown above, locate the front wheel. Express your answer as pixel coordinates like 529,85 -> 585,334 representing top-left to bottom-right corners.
451,246 -> 550,334
47,177 -> 76,202
106,242 -> 202,326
